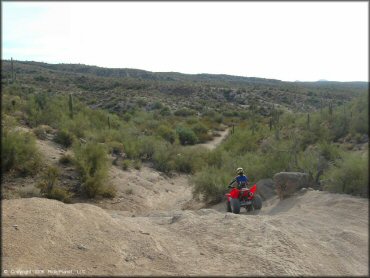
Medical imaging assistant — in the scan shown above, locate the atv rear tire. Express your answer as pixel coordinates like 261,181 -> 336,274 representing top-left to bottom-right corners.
252,194 -> 262,210
230,198 -> 240,214
226,200 -> 232,212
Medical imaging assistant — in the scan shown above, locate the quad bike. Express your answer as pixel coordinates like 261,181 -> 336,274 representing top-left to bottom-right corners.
225,184 -> 262,214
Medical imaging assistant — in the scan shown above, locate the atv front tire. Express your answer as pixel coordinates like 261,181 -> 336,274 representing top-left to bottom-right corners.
230,198 -> 240,214
252,194 -> 262,210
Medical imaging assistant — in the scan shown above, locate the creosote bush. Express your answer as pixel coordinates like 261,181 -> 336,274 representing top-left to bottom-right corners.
37,166 -> 72,203
73,142 -> 115,198
2,129 -> 42,176
54,129 -> 74,148
323,152 -> 368,197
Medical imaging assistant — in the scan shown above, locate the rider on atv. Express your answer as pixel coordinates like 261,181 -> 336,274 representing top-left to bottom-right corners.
228,167 -> 250,189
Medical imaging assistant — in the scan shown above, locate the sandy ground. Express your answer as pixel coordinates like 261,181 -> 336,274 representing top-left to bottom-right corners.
2,190 -> 368,276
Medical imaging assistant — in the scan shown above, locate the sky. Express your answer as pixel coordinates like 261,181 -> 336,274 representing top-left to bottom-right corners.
2,1 -> 368,82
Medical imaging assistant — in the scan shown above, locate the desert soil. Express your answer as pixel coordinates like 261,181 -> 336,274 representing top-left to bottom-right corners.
2,126 -> 369,276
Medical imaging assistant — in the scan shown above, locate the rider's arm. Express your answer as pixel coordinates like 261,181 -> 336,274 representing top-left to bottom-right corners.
229,177 -> 237,186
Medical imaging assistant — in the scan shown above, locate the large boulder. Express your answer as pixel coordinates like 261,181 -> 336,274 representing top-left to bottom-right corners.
256,179 -> 276,200
273,172 -> 314,200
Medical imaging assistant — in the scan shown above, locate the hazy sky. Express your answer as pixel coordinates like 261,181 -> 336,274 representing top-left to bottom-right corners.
2,1 -> 368,81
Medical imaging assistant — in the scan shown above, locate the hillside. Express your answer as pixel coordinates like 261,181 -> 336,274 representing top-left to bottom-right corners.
2,60 -> 367,116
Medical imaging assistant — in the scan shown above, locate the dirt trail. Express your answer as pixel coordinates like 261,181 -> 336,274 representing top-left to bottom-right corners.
2,190 -> 368,276
194,128 -> 230,150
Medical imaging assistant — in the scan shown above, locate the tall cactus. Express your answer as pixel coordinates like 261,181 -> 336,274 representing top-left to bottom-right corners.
68,93 -> 74,119
307,113 -> 310,129
108,116 -> 111,129
11,57 -> 14,83
328,102 -> 333,116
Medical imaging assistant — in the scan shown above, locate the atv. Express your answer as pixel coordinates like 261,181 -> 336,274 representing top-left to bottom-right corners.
225,184 -> 262,214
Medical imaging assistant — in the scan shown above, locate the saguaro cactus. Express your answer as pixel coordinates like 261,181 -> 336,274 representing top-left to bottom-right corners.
108,116 -> 111,129
328,102 -> 333,116
11,57 -> 14,83
68,93 -> 74,119
307,113 -> 310,129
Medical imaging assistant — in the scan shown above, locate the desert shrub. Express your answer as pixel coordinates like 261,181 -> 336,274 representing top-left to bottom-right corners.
73,142 -> 109,198
33,126 -> 48,140
59,154 -> 73,165
191,166 -> 229,203
323,152 -> 368,197
192,122 -> 210,143
2,130 -> 42,176
100,185 -> 117,199
151,101 -> 163,110
65,113 -> 91,138
36,166 -> 72,202
133,159 -> 142,170
159,106 -> 171,116
176,126 -> 198,145
318,141 -> 342,162
349,92 -> 368,135
107,141 -> 125,155
173,147 -> 207,174
153,142 -> 176,173
54,129 -> 74,148
122,160 -> 131,170
206,149 -> 231,169
222,128 -> 259,154
137,136 -> 159,160
174,108 -> 196,117
157,125 -> 176,144
37,166 -> 60,193
48,186 -> 72,203
122,139 -> 141,159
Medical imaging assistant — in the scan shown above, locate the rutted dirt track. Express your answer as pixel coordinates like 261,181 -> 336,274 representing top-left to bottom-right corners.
2,128 -> 369,276
2,191 -> 368,276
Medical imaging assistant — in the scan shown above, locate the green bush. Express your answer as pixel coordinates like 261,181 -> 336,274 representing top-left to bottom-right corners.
191,166 -> 229,203
54,129 -> 74,148
159,106 -> 171,116
122,160 -> 131,170
176,126 -> 198,145
133,159 -> 142,170
137,136 -> 159,160
107,141 -> 125,155
192,122 -> 210,143
318,141 -> 342,162
153,142 -> 176,173
59,154 -> 73,165
173,148 -> 206,174
122,139 -> 141,159
2,130 -> 42,176
323,152 -> 368,197
73,142 -> 110,198
157,125 -> 176,144
174,108 -> 196,117
48,186 -> 72,203
37,166 -> 72,203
